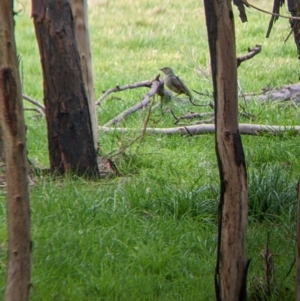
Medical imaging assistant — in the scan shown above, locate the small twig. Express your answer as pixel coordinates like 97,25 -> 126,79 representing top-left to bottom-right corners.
24,107 -> 45,117
196,117 -> 215,124
192,90 -> 212,98
103,134 -> 143,159
164,107 -> 179,123
237,45 -> 262,67
243,0 -> 300,20
22,94 -> 45,112
96,80 -> 153,105
260,232 -> 274,296
284,29 -> 293,44
239,104 -> 255,120
135,101 -> 154,153
284,258 -> 295,281
174,111 -> 214,125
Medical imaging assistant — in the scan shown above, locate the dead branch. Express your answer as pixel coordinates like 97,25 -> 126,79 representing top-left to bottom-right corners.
260,232 -> 274,296
172,111 -> 214,125
266,0 -> 284,38
103,75 -> 163,127
243,0 -> 300,20
99,123 -> 300,136
22,94 -> 45,112
234,0 -> 248,22
96,80 -> 153,106
24,107 -> 45,117
237,45 -> 262,67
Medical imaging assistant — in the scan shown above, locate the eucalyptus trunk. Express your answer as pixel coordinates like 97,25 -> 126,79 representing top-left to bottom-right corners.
0,1 -> 31,300
32,0 -> 99,177
203,0 -> 249,300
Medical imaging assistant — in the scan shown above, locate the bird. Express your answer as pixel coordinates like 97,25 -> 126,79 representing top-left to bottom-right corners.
159,67 -> 192,99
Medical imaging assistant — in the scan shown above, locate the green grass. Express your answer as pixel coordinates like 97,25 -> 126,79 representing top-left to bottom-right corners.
0,0 -> 300,300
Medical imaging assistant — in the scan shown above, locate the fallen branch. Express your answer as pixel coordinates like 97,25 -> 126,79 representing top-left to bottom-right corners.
168,109 -> 214,125
103,75 -> 163,127
99,123 -> 300,136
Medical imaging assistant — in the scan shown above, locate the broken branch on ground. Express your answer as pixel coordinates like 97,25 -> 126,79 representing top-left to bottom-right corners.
99,124 -> 300,136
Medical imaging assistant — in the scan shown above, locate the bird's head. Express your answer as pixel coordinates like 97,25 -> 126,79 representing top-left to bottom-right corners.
159,67 -> 174,75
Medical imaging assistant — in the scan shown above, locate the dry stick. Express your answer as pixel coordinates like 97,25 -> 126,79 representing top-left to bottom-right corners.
261,232 -> 274,296
196,117 -> 215,124
243,0 -> 300,20
135,100 -> 154,153
99,124 -> 300,136
95,80 -> 153,106
103,134 -> 143,160
173,111 -> 214,125
22,94 -> 45,112
103,76 -> 163,127
24,107 -> 45,117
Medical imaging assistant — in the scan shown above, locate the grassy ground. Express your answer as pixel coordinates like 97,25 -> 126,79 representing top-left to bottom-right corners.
0,0 -> 300,300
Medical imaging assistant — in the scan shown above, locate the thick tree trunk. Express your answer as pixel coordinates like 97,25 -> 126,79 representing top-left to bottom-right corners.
32,0 -> 99,177
287,0 -> 300,59
203,0 -> 249,300
70,0 -> 98,151
0,1 -> 31,300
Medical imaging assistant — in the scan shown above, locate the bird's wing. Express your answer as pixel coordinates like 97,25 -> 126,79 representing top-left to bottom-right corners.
176,76 -> 193,99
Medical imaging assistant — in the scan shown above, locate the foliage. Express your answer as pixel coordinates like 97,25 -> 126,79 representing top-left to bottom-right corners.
0,0 -> 299,300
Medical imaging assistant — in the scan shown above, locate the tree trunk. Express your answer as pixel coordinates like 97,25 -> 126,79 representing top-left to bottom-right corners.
296,181 -> 300,301
0,1 -> 31,300
70,0 -> 98,151
203,0 -> 249,300
287,0 -> 300,59
0,128 -> 4,162
32,0 -> 99,177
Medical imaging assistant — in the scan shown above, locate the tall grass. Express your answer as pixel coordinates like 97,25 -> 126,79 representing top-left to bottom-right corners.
0,0 -> 299,300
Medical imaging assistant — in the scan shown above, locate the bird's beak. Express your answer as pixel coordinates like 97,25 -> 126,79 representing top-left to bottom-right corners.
159,68 -> 163,71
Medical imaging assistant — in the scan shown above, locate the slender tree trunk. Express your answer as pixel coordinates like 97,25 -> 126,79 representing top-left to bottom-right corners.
203,0 -> 249,300
70,0 -> 98,151
296,181 -> 300,301
32,0 -> 99,177
0,1 -> 31,300
0,128 -> 4,162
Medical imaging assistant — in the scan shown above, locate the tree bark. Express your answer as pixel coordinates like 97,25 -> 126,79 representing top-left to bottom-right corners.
32,0 -> 99,177
203,0 -> 249,300
287,0 -> 300,59
0,1 -> 31,300
70,0 -> 98,151
296,180 -> 300,301
0,127 -> 4,162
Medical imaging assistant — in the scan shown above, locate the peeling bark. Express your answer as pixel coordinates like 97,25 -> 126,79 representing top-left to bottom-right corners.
70,0 -> 98,151
204,0 -> 249,300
